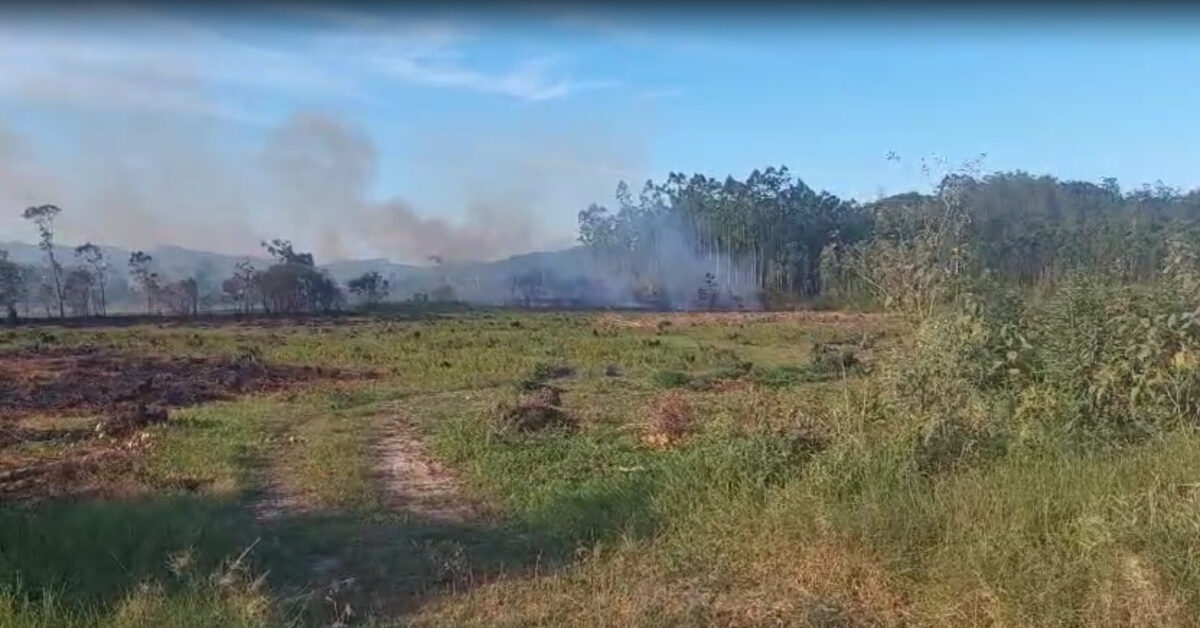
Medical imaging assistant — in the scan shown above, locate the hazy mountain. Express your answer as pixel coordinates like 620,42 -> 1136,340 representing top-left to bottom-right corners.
0,239 -> 593,305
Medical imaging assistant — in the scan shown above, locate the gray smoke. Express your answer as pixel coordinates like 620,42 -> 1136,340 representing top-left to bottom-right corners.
259,112 -> 558,264
0,5 -> 666,293
0,107 -> 762,310
0,7 -> 765,311
0,109 -> 639,265
0,124 -> 56,212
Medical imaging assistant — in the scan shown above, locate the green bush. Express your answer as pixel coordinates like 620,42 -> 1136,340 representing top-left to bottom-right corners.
879,273 -> 1200,454
880,310 -> 996,418
1028,277 -> 1200,441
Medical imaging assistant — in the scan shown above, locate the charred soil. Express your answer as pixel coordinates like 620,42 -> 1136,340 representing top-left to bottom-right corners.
0,346 -> 365,503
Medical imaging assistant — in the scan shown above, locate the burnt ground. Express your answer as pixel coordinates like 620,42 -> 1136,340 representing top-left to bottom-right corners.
0,346 -> 359,422
0,346 -> 365,502
0,301 -> 717,331
0,305 -> 474,330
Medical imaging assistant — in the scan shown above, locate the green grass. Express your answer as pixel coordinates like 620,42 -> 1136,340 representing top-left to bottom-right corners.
8,308 -> 1200,626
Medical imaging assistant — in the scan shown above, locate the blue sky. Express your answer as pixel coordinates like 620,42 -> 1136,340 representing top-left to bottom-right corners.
2,5 -> 1199,261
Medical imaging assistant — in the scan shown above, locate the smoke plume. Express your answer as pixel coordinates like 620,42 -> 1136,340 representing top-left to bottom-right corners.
0,6 -> 653,266
0,109 -> 643,265
259,112 -> 566,264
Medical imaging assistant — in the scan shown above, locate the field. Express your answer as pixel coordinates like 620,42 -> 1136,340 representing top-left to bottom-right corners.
2,305 -> 1200,627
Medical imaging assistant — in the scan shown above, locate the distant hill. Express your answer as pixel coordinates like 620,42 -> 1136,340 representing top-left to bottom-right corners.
1,241 -> 269,285
0,239 -> 594,305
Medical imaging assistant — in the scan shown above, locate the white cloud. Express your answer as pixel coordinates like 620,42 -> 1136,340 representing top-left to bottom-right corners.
0,7 -> 359,124
288,6 -> 619,102
376,52 -> 618,101
0,3 -> 622,122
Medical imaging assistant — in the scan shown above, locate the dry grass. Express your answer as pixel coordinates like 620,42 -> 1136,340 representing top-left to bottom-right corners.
7,308 -> 1200,626
1084,552 -> 1188,628
410,531 -> 910,627
641,391 -> 696,449
595,310 -> 898,331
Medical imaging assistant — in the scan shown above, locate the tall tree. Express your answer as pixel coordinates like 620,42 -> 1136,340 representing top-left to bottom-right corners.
62,267 -> 95,316
128,251 -> 159,314
21,204 -> 64,317
74,242 -> 108,316
256,239 -> 340,314
222,259 -> 259,314
262,239 -> 314,266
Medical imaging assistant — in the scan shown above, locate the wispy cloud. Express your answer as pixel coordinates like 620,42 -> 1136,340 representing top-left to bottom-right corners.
288,6 -> 619,102
0,5 -> 361,124
377,53 -> 618,101
0,3 -> 623,122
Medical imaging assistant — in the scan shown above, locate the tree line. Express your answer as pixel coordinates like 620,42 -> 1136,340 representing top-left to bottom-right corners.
0,205 -> 410,320
577,161 -> 1200,310
7,163 -> 1200,319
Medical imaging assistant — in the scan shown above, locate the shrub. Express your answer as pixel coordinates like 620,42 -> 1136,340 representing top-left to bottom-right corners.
879,310 -> 995,419
878,272 -> 1200,452
1027,276 -> 1200,441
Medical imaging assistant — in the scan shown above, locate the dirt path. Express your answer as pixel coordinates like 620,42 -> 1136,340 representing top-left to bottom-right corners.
250,474 -> 310,522
243,411 -> 512,620
373,415 -> 484,524
251,412 -> 482,525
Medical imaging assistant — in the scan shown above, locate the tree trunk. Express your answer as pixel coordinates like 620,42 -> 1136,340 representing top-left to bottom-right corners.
45,250 -> 64,318
53,277 -> 64,318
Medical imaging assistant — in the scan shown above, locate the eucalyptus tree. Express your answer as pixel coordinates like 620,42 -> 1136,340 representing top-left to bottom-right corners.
21,204 -> 64,317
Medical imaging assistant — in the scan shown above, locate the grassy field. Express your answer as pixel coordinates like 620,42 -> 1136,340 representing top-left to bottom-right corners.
2,306 -> 1200,626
